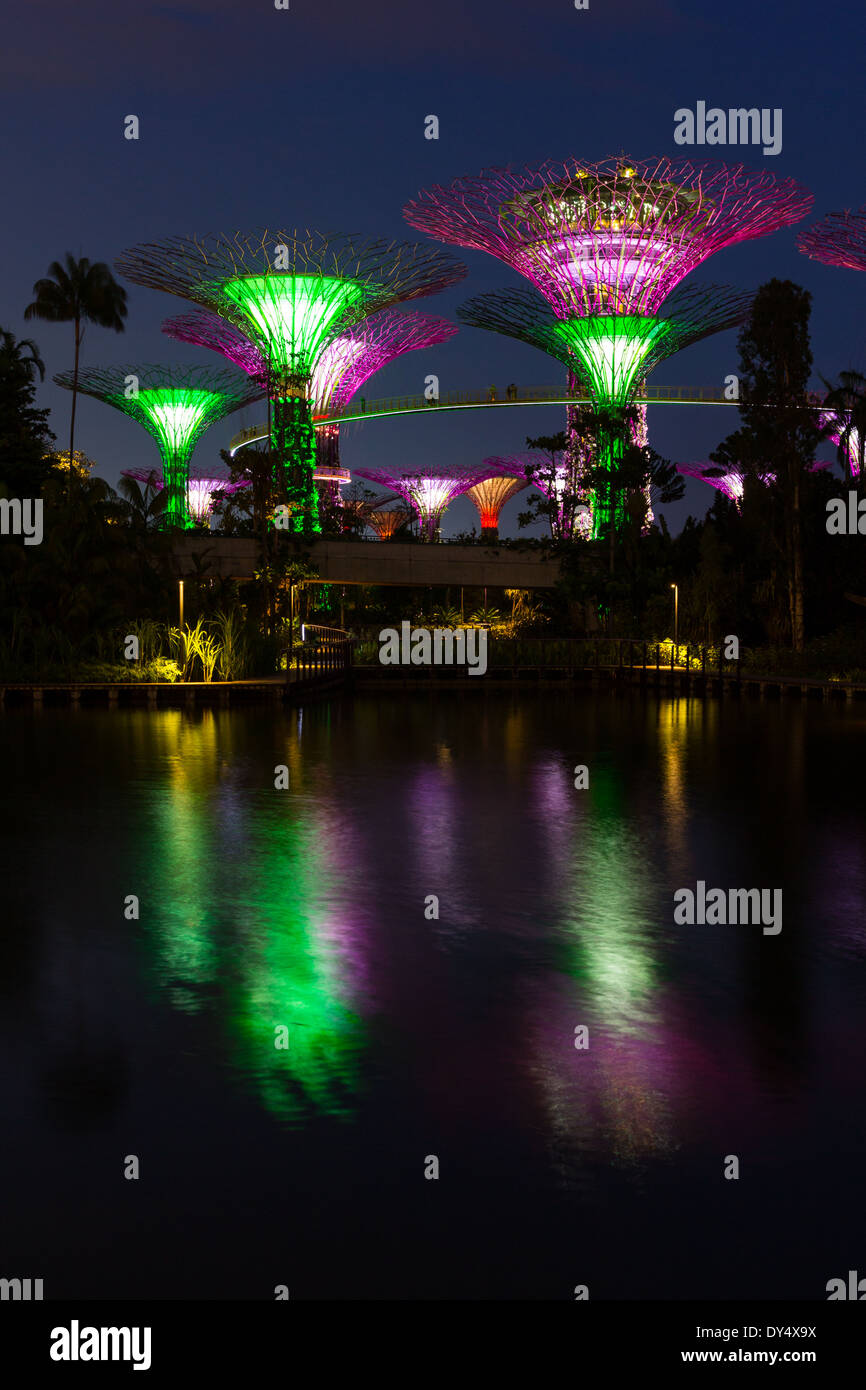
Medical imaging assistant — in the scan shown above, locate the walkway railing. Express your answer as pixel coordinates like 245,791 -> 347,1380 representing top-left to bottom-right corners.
485,637 -> 739,676
228,383 -> 737,454
284,625 -> 355,690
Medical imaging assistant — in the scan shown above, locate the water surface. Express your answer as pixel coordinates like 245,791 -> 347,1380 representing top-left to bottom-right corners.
1,692 -> 863,1298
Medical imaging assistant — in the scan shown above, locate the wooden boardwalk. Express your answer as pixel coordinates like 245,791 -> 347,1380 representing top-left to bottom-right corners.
0,641 -> 354,708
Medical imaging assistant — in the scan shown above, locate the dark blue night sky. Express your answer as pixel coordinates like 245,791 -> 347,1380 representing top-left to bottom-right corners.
2,0 -> 864,535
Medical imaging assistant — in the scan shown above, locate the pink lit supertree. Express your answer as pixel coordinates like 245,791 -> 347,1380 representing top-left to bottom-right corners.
163,305 -> 458,504
798,208 -> 866,273
819,411 -> 863,480
677,461 -> 756,504
678,459 -> 829,506
354,465 -> 491,541
121,466 -> 250,524
406,157 -> 810,536
405,156 -> 812,317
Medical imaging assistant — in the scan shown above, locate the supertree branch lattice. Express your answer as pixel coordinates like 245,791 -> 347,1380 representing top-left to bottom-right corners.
818,408 -> 863,479
464,474 -> 528,539
54,364 -> 263,528
484,454 -> 592,540
367,506 -> 413,539
798,208 -> 866,273
677,461 -> 753,504
678,459 -> 828,505
405,156 -> 811,317
163,305 -> 458,490
117,230 -> 466,532
458,281 -> 752,405
122,467 -> 251,524
354,465 -> 491,542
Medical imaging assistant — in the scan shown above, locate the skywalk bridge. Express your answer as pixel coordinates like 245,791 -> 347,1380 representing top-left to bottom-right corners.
229,383 -> 737,454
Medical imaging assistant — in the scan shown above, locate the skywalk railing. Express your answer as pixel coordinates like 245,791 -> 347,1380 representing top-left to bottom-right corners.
228,384 -> 738,454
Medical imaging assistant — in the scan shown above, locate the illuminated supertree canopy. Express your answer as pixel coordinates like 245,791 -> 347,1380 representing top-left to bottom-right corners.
408,158 -> 806,541
464,474 -> 528,537
677,461 -> 753,504
54,364 -> 263,528
817,407 -> 864,479
405,156 -> 811,317
458,281 -> 752,406
678,459 -> 828,505
117,230 -> 466,532
460,282 -> 749,538
798,208 -> 866,273
367,505 -> 413,539
484,453 -> 592,540
354,465 -> 490,541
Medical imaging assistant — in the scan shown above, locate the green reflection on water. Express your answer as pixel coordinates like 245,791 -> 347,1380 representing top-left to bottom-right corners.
537,748 -> 675,1166
138,711 -> 365,1124
569,776 -> 657,1035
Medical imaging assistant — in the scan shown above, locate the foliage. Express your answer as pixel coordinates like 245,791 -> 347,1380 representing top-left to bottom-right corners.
0,327 -> 56,494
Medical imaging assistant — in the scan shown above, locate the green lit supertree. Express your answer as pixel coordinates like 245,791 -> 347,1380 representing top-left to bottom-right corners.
115,230 -> 466,532
53,363 -> 263,528
457,281 -> 752,535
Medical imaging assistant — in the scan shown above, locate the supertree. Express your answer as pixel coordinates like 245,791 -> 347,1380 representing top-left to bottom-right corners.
459,282 -> 752,534
121,466 -> 251,524
484,453 -> 592,540
405,156 -> 811,318
678,460 -> 828,505
464,474 -> 528,539
459,282 -> 750,408
54,364 -> 263,528
163,304 -> 458,511
354,465 -> 490,541
677,461 -> 754,504
818,409 -> 863,480
406,157 -> 808,534
367,505 -> 413,539
798,208 -> 866,273
116,230 -> 465,532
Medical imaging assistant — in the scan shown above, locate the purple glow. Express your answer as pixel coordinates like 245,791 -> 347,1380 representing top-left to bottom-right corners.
121,467 -> 250,522
677,461 -> 830,505
163,306 -> 457,414
485,453 -> 593,539
405,156 -> 812,318
354,465 -> 491,540
819,410 -> 863,478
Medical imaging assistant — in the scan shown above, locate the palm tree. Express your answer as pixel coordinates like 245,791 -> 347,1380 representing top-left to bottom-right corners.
116,472 -> 168,531
0,328 -> 45,383
24,254 -> 127,481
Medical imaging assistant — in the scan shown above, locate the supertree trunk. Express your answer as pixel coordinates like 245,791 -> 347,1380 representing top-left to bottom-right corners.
162,450 -> 191,529
273,379 -> 320,533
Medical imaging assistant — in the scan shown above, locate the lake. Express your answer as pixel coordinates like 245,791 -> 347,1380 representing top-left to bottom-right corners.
1,691 -> 863,1299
